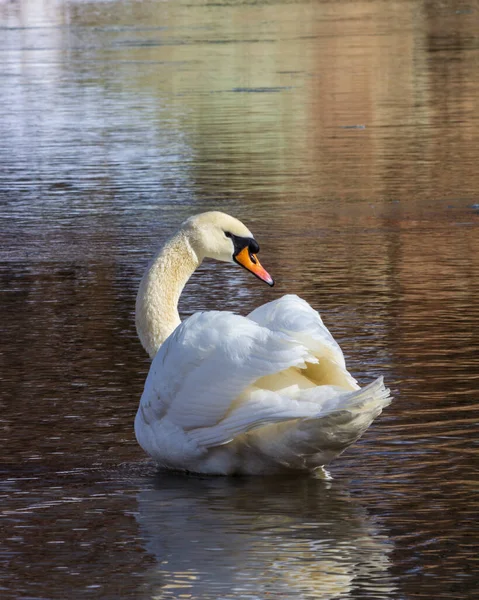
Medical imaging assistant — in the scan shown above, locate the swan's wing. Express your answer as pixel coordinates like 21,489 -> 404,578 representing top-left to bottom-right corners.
248,294 -> 345,365
248,294 -> 358,389
138,310 -> 317,432
188,377 -> 390,448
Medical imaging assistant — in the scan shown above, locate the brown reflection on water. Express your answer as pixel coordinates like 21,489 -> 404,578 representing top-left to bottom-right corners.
1,0 -> 479,599
0,259 -> 147,468
2,467 -> 156,599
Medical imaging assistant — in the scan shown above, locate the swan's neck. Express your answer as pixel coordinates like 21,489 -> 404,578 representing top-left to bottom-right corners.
136,230 -> 201,358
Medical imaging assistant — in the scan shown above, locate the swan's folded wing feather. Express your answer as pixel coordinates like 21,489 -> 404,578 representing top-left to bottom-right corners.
248,295 -> 358,388
188,378 -> 390,448
187,385 -> 340,447
139,311 -> 317,431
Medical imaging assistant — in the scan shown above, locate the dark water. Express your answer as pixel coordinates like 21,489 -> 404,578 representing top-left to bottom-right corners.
1,0 -> 478,598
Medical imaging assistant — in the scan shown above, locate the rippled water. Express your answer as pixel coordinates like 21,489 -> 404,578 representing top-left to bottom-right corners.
1,1 -> 478,598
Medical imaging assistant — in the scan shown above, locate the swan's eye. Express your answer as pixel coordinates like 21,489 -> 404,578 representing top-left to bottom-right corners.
226,233 -> 259,259
248,239 -> 260,254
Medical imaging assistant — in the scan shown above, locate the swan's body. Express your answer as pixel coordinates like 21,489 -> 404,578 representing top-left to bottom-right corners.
135,212 -> 390,475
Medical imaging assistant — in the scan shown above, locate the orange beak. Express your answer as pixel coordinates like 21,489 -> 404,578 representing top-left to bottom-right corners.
234,246 -> 274,286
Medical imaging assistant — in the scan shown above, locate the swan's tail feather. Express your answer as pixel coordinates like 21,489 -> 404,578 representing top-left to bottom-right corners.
188,377 -> 391,461
251,376 -> 391,469
304,377 -> 390,451
307,375 -> 391,420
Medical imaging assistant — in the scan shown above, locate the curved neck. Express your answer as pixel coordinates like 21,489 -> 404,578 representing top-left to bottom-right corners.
135,230 -> 201,358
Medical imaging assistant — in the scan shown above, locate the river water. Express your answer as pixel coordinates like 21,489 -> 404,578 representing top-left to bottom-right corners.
1,1 -> 478,598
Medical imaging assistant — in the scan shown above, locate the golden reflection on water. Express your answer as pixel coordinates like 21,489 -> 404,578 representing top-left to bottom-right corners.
1,1 -> 478,599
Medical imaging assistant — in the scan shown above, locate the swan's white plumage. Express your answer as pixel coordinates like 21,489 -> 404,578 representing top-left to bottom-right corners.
136,293 -> 390,474
134,213 -> 391,475
140,309 -> 314,431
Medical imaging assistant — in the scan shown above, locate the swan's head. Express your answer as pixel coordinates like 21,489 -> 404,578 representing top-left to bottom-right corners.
183,211 -> 274,286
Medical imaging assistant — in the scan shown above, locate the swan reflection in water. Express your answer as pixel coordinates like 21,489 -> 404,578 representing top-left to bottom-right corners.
135,473 -> 396,599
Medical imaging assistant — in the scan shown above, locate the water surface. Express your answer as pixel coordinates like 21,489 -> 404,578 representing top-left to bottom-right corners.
1,1 -> 478,599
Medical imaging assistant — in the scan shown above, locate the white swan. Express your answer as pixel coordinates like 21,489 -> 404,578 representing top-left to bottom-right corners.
135,212 -> 390,475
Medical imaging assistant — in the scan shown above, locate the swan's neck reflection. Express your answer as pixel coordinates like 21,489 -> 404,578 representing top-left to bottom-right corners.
136,473 -> 396,599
